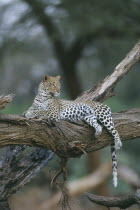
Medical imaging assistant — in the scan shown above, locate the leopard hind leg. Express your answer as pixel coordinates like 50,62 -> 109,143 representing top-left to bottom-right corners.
84,115 -> 102,138
95,105 -> 122,150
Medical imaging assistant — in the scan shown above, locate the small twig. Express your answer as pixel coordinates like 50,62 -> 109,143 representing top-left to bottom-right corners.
85,189 -> 140,209
78,147 -> 87,155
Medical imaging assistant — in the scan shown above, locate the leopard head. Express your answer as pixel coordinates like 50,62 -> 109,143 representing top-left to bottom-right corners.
38,75 -> 61,96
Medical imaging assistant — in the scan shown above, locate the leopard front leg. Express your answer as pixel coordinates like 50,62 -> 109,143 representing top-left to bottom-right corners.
25,109 -> 60,122
84,115 -> 102,138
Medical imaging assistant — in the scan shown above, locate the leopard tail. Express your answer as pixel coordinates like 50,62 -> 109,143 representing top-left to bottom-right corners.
111,143 -> 118,187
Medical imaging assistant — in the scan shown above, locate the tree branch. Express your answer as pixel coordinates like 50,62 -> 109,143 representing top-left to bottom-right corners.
0,108 -> 139,157
85,189 -> 140,209
77,40 -> 140,102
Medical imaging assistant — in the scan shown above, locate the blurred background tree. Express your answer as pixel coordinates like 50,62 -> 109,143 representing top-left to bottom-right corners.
0,0 -> 140,209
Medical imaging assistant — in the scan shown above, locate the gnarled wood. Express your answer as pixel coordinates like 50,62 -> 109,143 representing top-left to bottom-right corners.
0,146 -> 54,200
0,108 -> 140,158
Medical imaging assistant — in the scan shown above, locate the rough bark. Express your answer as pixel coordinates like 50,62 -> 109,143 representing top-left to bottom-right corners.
85,189 -> 140,209
0,146 -> 54,200
0,108 -> 140,158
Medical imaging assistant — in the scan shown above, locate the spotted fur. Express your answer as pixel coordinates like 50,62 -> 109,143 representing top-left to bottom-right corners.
25,75 -> 122,187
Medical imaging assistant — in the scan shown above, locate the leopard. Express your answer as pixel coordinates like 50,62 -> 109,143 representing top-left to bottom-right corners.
25,75 -> 122,187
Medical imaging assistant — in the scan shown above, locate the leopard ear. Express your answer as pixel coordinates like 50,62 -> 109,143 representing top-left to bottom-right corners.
43,75 -> 49,82
56,75 -> 61,80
